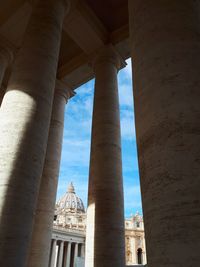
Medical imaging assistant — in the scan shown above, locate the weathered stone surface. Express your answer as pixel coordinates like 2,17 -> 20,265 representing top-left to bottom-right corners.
27,83 -> 73,267
85,45 -> 125,267
129,1 -> 200,267
0,1 -> 67,266
0,45 -> 13,105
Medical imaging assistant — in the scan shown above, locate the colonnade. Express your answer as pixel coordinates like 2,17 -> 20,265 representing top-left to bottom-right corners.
49,239 -> 84,267
0,1 -> 200,267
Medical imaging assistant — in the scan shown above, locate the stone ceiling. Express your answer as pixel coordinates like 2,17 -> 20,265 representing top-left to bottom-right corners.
0,0 -> 130,90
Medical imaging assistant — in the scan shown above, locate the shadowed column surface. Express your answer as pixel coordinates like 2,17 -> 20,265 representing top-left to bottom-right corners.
0,1 -> 68,266
129,1 -> 200,267
0,45 -> 13,105
27,82 -> 74,267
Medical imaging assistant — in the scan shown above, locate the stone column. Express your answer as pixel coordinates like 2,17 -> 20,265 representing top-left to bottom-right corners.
0,45 -> 13,88
73,243 -> 78,267
81,243 -> 85,258
0,45 -> 13,105
128,1 -> 200,267
85,45 -> 126,267
49,239 -> 57,267
65,242 -> 72,267
58,241 -> 64,267
0,1 -> 69,267
27,82 -> 74,267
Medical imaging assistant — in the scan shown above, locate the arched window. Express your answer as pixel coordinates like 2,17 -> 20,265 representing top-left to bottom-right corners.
137,248 -> 143,264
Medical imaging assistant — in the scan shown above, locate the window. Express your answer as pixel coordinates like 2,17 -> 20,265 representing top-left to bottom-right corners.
137,248 -> 143,264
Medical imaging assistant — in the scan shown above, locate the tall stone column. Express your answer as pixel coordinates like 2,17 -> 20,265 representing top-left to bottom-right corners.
81,243 -> 85,258
65,242 -> 72,267
73,243 -> 78,267
58,241 -> 64,267
49,239 -> 57,267
85,45 -> 126,267
27,82 -> 74,267
0,1 -> 69,267
0,45 -> 13,105
128,1 -> 200,267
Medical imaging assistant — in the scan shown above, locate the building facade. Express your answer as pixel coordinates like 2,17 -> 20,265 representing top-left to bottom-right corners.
125,213 -> 147,265
49,183 -> 147,267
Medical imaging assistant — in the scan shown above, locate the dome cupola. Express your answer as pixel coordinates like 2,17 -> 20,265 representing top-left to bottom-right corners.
56,182 -> 85,214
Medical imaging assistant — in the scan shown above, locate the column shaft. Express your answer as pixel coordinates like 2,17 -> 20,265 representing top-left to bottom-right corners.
27,83 -> 73,267
49,239 -> 57,267
0,1 -> 67,266
81,243 -> 85,258
129,1 -> 200,267
73,243 -> 78,267
0,46 -> 12,87
57,241 -> 64,267
85,46 -> 125,267
65,242 -> 71,267
0,46 -> 13,105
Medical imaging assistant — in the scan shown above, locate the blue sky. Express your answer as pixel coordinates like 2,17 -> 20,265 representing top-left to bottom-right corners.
57,58 -> 142,217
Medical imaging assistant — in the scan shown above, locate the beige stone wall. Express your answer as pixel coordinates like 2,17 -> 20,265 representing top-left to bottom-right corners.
125,214 -> 147,265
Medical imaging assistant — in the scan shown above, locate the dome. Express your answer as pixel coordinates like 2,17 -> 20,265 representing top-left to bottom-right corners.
56,182 -> 85,214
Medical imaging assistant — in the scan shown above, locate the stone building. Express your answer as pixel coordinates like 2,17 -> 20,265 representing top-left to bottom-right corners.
125,213 -> 147,266
0,1 -> 200,267
48,183 -> 147,267
55,182 -> 86,231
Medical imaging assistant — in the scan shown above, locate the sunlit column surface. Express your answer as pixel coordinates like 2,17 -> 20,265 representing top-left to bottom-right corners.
57,241 -> 64,267
0,1 -> 69,266
86,45 -> 126,267
81,243 -> 85,258
73,243 -> 78,267
129,1 -> 200,267
49,239 -> 57,267
27,81 -> 74,267
65,242 -> 72,267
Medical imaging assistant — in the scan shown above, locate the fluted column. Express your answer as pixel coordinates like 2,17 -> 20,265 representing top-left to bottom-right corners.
58,241 -> 64,267
0,45 -> 13,105
0,1 -> 69,266
27,82 -> 74,267
85,45 -> 126,267
128,1 -> 200,267
49,239 -> 57,267
65,242 -> 72,267
73,243 -> 78,267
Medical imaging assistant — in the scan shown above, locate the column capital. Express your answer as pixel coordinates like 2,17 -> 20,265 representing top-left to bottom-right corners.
55,80 -> 75,101
90,44 -> 126,71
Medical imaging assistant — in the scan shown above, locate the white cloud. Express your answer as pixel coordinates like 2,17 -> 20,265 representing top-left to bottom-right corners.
120,110 -> 135,140
61,138 -> 91,167
119,84 -> 133,107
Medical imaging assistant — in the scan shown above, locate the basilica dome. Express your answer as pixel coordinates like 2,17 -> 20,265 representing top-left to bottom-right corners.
56,182 -> 85,214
